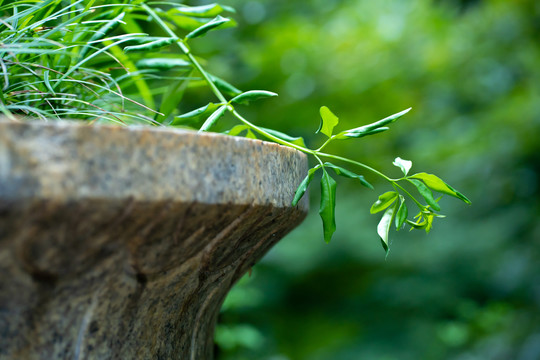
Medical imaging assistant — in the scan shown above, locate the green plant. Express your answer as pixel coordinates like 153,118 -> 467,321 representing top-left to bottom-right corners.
0,0 -> 469,253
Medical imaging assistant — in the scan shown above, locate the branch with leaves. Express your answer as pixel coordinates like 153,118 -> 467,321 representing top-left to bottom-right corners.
136,3 -> 470,253
290,107 -> 470,252
0,1 -> 470,253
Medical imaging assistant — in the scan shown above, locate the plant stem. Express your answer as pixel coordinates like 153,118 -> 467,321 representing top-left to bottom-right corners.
141,2 -> 403,193
184,52 -> 227,103
141,3 -> 227,104
316,137 -> 332,152
231,109 -> 312,153
315,151 -> 392,181
392,182 -> 424,209
142,3 -> 322,154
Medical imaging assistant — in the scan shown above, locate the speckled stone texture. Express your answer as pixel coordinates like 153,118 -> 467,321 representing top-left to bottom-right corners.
0,119 -> 308,360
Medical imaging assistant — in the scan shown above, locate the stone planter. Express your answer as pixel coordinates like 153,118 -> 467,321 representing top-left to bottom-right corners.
0,120 -> 308,359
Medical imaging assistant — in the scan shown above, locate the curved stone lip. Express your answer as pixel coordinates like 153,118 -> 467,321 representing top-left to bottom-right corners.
0,119 -> 309,210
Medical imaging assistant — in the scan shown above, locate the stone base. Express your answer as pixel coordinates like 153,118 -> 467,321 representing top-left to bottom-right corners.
0,120 -> 308,359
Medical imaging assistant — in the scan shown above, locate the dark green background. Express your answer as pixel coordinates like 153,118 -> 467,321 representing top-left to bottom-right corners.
187,0 -> 540,359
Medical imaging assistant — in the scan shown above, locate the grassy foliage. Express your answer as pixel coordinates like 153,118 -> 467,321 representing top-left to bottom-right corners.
1,1 -> 152,123
0,0 -> 232,124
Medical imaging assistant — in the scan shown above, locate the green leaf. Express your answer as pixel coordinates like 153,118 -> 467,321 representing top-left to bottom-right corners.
79,12 -> 125,59
156,73 -> 192,123
186,15 -> 231,39
208,73 -> 242,96
245,129 -> 257,139
199,105 -> 227,132
323,162 -> 373,189
227,124 -> 250,136
171,4 -> 235,18
226,125 -> 258,139
123,37 -> 176,53
393,157 -> 412,176
407,179 -> 441,211
409,172 -> 471,204
370,191 -> 398,214
395,195 -> 408,230
171,102 -> 220,125
230,90 -> 278,105
259,127 -> 307,147
163,10 -> 208,31
335,126 -> 389,139
317,106 -> 339,138
43,69 -> 55,95
377,202 -> 397,253
135,58 -> 191,70
319,169 -> 337,243
340,108 -> 411,138
369,107 -> 411,128
406,218 -> 427,230
425,212 -> 435,233
291,165 -> 321,206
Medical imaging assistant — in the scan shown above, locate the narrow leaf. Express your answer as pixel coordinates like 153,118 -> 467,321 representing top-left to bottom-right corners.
136,58 -> 191,70
172,4 -> 235,18
156,73 -> 192,123
407,179 -> 441,211
317,106 -> 339,138
226,125 -> 258,139
393,157 -> 412,176
124,37 -> 176,53
90,13 -> 125,42
341,108 -> 411,138
43,70 -> 55,95
186,15 -> 230,39
163,11 -> 208,31
208,73 -> 242,96
230,90 -> 278,105
336,126 -> 389,139
406,218 -> 427,230
291,165 -> 321,206
368,107 -> 411,128
171,102 -> 220,125
227,124 -> 250,136
319,169 -> 337,243
199,105 -> 227,132
425,212 -> 435,233
377,203 -> 397,253
409,172 -> 471,204
324,162 -> 373,189
245,129 -> 257,139
259,127 -> 307,147
370,191 -> 398,214
395,196 -> 408,230
79,12 -> 125,59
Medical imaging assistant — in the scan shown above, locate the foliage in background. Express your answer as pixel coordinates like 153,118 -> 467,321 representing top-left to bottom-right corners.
212,0 -> 540,359
0,0 -> 469,253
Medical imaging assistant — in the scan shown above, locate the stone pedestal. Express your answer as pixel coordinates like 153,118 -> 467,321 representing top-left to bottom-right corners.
0,120 -> 308,359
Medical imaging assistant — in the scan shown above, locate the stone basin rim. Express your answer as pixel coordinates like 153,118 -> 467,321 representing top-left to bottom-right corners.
0,119 -> 309,210
1,118 -> 305,154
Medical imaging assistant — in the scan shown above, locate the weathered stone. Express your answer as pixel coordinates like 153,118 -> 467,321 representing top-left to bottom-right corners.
0,120 -> 308,359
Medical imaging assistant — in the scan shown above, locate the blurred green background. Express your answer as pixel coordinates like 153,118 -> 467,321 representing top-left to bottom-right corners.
186,0 -> 540,359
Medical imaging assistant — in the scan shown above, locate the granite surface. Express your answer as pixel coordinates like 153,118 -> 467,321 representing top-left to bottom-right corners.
0,119 -> 309,359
